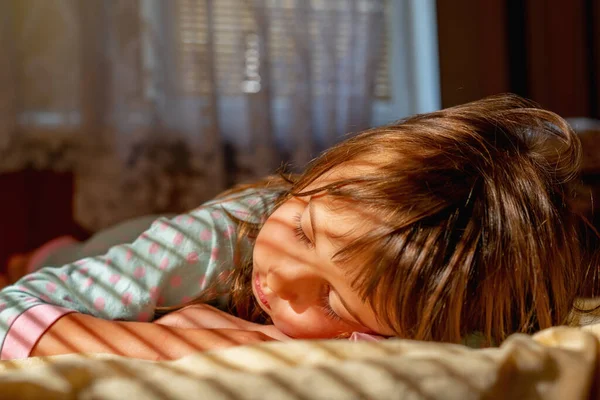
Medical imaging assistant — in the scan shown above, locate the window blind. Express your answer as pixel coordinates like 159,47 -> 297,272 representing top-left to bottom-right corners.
175,0 -> 389,99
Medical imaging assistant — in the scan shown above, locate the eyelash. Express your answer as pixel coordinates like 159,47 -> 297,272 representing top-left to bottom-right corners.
293,212 -> 314,248
319,286 -> 343,322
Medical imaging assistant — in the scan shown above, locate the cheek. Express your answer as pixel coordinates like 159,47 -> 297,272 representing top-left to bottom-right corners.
254,205 -> 302,259
254,220 -> 285,265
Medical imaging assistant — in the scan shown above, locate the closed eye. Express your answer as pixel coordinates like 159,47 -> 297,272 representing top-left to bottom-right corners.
293,212 -> 314,248
319,285 -> 343,322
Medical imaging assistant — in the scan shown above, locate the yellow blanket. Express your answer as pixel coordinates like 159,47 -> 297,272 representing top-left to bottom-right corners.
0,324 -> 598,400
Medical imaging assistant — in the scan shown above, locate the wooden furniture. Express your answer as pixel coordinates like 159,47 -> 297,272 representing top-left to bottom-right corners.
0,170 -> 87,274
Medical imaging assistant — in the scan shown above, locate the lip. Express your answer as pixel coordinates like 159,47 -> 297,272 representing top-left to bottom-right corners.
254,274 -> 271,310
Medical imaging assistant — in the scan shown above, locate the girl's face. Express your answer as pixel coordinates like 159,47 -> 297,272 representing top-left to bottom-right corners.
252,171 -> 394,339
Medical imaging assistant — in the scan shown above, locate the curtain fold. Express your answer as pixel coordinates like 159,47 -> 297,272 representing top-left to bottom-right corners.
0,0 -> 386,231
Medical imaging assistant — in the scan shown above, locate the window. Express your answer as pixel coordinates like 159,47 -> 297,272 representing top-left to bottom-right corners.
176,0 -> 390,99
175,0 -> 440,127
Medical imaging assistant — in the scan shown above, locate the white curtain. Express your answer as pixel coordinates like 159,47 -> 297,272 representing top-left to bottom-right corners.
0,0 -> 387,231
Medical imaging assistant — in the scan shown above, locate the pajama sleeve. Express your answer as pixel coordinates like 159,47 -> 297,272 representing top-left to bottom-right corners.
0,189 -> 279,360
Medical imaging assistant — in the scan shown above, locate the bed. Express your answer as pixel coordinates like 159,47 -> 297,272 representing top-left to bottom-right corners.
0,321 -> 598,400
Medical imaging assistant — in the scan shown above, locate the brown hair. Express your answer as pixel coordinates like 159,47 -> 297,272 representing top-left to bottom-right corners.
160,94 -> 597,345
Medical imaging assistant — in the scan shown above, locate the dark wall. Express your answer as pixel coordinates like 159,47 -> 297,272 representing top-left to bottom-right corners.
436,0 -> 510,108
437,0 -> 599,118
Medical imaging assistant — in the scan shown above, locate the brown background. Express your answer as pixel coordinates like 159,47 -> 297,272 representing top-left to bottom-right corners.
437,0 -> 599,116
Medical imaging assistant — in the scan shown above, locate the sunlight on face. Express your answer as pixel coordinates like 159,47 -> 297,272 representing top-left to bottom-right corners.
252,168 -> 394,339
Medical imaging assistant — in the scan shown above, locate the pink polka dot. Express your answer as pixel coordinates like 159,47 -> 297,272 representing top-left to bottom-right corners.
186,216 -> 194,224
105,258 -> 113,267
159,221 -> 169,231
126,249 -> 133,261
94,297 -> 105,311
210,247 -> 219,261
0,303 -> 6,312
59,273 -> 68,282
199,276 -> 207,287
121,292 -> 132,306
149,286 -> 159,300
63,296 -> 73,303
83,277 -> 94,288
173,232 -> 184,246
224,225 -> 235,239
137,311 -> 150,322
176,215 -> 184,223
170,275 -> 182,288
141,232 -> 149,239
134,266 -> 146,279
149,243 -> 159,254
75,259 -> 87,266
200,229 -> 212,241
211,211 -> 222,219
186,252 -> 199,263
40,295 -> 51,302
80,267 -> 89,275
25,275 -> 36,281
157,295 -> 165,306
109,274 -> 121,284
25,298 -> 37,303
159,257 -> 169,270
45,282 -> 57,293
182,296 -> 191,303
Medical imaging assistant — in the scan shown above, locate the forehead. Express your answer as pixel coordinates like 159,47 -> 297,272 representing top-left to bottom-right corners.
304,163 -> 388,235
310,195 -> 377,246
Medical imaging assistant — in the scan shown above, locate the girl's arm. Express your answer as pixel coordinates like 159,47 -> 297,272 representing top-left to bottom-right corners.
153,303 -> 290,340
0,189 -> 278,360
31,313 -> 276,361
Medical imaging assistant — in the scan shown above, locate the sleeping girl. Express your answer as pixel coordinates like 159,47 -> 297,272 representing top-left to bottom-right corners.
0,94 -> 596,360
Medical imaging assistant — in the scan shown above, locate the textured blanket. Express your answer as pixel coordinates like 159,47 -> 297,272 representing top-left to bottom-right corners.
0,324 -> 598,400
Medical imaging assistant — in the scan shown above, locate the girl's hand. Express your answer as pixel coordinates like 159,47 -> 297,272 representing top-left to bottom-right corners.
32,312 -> 281,361
154,304 -> 290,341
160,328 -> 280,358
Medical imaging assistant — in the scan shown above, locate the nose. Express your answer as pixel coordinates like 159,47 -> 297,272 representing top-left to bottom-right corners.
266,264 -> 321,309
